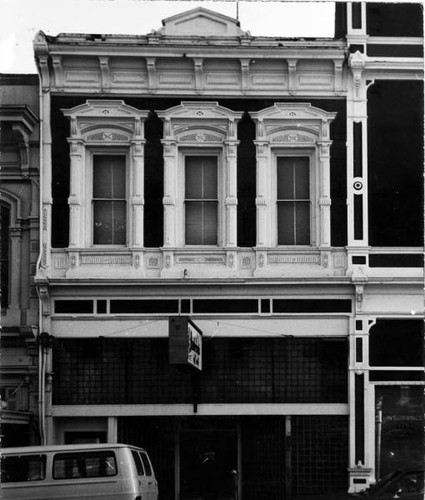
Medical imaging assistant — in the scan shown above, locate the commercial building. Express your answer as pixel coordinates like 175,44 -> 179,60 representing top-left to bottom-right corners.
33,3 -> 423,498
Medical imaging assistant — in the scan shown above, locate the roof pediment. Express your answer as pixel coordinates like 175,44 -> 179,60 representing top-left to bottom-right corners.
158,7 -> 247,37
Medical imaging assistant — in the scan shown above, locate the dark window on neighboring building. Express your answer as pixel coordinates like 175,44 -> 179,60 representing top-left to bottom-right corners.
185,156 -> 218,245
352,3 -> 362,29
368,80 -> 424,246
366,3 -> 424,37
369,319 -> 424,367
334,3 -> 348,38
0,204 -> 10,309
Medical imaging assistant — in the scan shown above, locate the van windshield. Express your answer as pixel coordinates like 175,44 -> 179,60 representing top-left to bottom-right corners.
1,454 -> 47,482
53,450 -> 117,479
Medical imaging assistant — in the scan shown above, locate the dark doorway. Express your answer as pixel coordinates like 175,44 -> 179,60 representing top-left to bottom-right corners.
180,429 -> 237,500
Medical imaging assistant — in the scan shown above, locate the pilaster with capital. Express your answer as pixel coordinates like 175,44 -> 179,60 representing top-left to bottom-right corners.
224,140 -> 238,247
318,140 -> 332,247
347,51 -> 369,249
162,140 -> 177,247
131,124 -> 146,247
41,88 -> 52,269
254,139 -> 270,247
68,139 -> 84,247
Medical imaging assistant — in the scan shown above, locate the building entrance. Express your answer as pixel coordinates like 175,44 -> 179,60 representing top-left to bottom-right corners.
179,428 -> 238,500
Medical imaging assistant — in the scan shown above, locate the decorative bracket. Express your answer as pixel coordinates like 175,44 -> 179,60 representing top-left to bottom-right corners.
193,58 -> 204,94
240,58 -> 251,94
146,57 -> 157,94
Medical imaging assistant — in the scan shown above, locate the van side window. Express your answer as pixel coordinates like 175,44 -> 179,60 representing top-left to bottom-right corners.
1,455 -> 47,482
131,450 -> 145,476
140,452 -> 153,476
53,451 -> 117,479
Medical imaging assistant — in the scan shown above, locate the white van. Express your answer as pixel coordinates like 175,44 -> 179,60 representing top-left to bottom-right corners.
1,443 -> 159,500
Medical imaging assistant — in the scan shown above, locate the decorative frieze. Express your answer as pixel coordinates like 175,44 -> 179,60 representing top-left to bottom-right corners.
268,254 -> 320,265
80,254 -> 132,265
272,133 -> 314,143
175,255 -> 226,264
146,254 -> 161,269
179,132 -> 223,142
86,131 -> 129,142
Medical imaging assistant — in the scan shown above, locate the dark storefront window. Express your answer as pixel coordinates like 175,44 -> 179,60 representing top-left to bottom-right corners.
53,338 -> 347,405
292,415 -> 349,496
368,80 -> 424,246
375,386 -> 424,479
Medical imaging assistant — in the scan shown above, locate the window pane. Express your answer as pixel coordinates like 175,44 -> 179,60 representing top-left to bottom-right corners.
131,450 -> 144,476
277,157 -> 310,245
277,160 -> 294,199
93,156 -> 126,199
278,202 -> 310,245
185,157 -> 217,200
295,202 -> 310,244
94,201 -> 126,245
185,156 -> 218,245
140,452 -> 152,476
202,201 -> 218,244
186,201 -> 217,245
277,157 -> 309,199
1,455 -> 46,482
185,160 -> 203,199
294,158 -> 309,199
278,202 -> 295,245
202,158 -> 218,199
53,451 -> 117,479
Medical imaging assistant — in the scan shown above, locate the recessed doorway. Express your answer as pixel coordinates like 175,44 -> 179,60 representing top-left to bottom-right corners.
179,426 -> 238,500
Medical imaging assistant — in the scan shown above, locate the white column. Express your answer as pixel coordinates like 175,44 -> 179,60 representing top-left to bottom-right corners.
347,52 -> 369,249
162,141 -> 177,247
254,140 -> 270,247
225,141 -> 238,247
41,88 -> 52,268
68,139 -> 83,247
318,140 -> 332,247
131,139 -> 145,247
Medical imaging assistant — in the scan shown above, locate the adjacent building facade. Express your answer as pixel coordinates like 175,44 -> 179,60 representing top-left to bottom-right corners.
32,3 -> 423,499
0,74 -> 40,446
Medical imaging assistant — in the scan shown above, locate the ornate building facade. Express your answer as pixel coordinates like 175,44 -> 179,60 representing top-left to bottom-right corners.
0,74 -> 40,446
32,4 -> 423,498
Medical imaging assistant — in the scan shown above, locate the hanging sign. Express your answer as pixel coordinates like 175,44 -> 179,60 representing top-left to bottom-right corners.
169,317 -> 202,371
